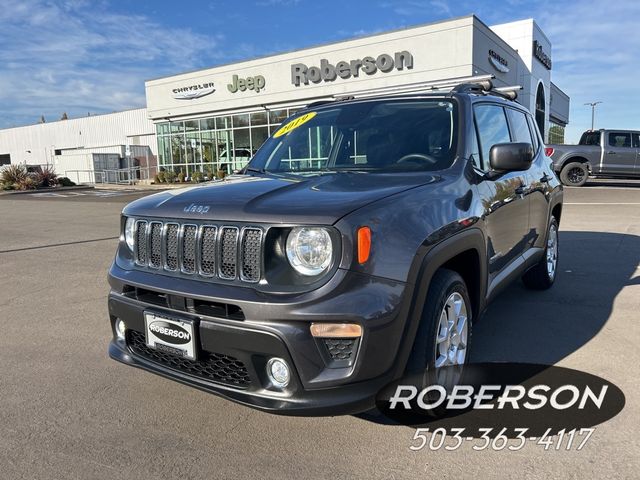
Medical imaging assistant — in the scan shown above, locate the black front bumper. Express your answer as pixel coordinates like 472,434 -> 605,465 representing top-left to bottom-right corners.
108,263 -> 412,416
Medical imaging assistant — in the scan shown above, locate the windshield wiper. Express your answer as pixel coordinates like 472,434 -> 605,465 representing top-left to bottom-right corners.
244,167 -> 266,174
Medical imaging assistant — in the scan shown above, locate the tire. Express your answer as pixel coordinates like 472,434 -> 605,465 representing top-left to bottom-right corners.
407,269 -> 472,377
559,161 -> 588,186
522,218 -> 559,290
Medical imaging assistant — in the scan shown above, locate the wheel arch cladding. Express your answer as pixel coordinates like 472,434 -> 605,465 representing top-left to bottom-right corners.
393,228 -> 487,378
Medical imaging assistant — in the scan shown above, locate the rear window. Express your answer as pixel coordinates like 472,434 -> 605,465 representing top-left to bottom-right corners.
579,131 -> 601,146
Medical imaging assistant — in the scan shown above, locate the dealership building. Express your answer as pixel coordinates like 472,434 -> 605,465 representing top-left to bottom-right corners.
0,15 -> 569,180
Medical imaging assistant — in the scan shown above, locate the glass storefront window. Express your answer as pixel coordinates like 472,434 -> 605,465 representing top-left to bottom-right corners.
216,116 -> 230,130
157,123 -> 170,135
156,106 -> 305,176
200,117 -> 215,131
269,109 -> 288,124
185,120 -> 199,132
233,113 -> 250,128
250,111 -> 268,126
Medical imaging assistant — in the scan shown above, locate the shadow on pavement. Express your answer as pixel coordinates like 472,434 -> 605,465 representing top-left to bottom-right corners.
357,230 -> 640,424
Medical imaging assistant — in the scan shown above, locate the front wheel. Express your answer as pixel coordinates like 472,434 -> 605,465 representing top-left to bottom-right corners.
522,218 -> 559,290
560,162 -> 588,186
407,269 -> 472,382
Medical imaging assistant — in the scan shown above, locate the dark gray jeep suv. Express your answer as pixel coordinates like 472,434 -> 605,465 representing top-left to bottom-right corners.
108,81 -> 563,415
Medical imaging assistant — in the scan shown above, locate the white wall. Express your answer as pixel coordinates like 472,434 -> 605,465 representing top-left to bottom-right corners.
0,108 -> 156,169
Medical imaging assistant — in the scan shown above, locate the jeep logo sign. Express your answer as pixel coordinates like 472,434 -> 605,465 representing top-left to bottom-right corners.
149,321 -> 192,345
291,51 -> 413,86
227,74 -> 266,93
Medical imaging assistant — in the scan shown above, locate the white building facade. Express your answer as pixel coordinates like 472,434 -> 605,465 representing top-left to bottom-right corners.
145,15 -> 569,176
0,108 -> 156,183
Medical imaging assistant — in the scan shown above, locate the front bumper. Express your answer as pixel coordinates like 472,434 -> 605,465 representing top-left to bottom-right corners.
108,263 -> 411,416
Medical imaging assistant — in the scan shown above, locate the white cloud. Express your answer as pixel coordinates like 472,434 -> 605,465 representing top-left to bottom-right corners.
0,0 -> 221,127
380,0 -> 452,17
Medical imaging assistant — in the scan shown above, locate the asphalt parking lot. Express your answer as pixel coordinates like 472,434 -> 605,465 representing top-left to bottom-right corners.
1,180 -> 639,479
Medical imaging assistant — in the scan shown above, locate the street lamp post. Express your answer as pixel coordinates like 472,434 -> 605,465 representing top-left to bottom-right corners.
584,101 -> 602,131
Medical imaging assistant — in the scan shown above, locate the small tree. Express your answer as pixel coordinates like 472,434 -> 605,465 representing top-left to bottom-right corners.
39,115 -> 46,123
61,112 -> 68,120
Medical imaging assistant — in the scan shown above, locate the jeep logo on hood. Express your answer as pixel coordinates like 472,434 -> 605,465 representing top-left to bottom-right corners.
149,321 -> 191,344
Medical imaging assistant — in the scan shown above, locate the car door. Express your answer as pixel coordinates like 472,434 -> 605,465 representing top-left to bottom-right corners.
633,133 -> 640,172
604,131 -> 636,175
506,107 -> 549,251
474,103 -> 530,276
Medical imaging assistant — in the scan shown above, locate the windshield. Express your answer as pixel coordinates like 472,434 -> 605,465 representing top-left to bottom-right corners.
247,99 -> 458,174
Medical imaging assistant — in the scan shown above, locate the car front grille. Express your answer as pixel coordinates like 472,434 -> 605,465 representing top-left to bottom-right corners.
133,220 -> 263,283
324,338 -> 357,361
127,330 -> 251,388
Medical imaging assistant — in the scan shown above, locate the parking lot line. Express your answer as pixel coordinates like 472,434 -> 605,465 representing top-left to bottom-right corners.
564,202 -> 640,205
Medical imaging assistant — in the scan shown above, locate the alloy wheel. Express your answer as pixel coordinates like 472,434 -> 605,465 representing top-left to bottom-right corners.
434,292 -> 468,368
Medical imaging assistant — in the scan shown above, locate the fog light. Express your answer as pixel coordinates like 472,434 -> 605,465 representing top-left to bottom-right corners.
266,358 -> 290,388
115,319 -> 126,339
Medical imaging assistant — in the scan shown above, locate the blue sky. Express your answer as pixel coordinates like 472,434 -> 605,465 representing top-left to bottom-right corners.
0,0 -> 638,142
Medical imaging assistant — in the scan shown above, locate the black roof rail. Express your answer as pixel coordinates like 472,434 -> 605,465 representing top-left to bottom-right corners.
451,80 -> 494,94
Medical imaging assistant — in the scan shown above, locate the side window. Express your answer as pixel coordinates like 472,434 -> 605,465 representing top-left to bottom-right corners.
633,133 -> 640,149
608,132 -> 632,148
474,104 -> 511,168
507,108 -> 534,145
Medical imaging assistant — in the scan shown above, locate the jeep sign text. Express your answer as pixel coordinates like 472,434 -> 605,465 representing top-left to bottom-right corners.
291,51 -> 413,86
227,74 -> 266,93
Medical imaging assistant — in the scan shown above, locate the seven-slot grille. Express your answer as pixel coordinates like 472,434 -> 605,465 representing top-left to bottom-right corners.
133,220 -> 263,283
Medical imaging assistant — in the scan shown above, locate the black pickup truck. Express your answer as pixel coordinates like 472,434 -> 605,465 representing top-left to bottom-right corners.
107,80 -> 563,415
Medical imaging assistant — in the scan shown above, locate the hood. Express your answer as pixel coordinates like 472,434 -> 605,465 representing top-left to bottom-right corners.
123,172 -> 439,224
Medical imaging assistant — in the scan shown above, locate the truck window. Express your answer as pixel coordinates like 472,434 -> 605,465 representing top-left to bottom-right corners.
579,131 -> 601,146
633,133 -> 640,149
506,108 -> 534,146
474,104 -> 510,167
608,132 -> 632,148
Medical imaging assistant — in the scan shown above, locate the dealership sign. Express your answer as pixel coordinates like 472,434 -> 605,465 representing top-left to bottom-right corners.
227,74 -> 266,93
172,82 -> 216,100
291,51 -> 414,86
488,49 -> 509,73
533,40 -> 552,70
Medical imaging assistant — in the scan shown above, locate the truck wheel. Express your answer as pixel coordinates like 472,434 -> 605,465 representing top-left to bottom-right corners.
522,218 -> 559,290
407,269 -> 472,378
559,162 -> 588,186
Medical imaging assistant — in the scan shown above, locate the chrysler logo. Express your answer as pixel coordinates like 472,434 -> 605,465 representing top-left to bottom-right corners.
172,82 -> 216,100
149,321 -> 191,345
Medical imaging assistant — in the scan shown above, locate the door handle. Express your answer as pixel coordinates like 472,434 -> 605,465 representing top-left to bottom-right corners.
607,151 -> 616,154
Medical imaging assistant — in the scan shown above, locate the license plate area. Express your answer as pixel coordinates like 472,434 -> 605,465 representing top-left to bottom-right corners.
144,312 -> 197,360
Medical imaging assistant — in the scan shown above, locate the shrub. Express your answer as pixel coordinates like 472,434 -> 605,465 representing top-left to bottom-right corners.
35,165 -> 58,188
177,171 -> 186,183
164,171 -> 177,183
16,174 -> 39,190
216,169 -> 226,179
58,177 -> 76,187
0,164 -> 27,186
192,171 -> 204,183
156,171 -> 165,183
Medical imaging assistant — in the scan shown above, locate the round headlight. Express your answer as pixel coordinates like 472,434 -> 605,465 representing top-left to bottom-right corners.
286,227 -> 333,276
124,217 -> 136,250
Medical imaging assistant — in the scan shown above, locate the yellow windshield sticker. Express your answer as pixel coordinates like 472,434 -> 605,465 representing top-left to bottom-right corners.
273,112 -> 317,138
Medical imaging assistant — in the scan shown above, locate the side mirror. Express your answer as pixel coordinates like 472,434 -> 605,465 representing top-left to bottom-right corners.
489,143 -> 533,172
